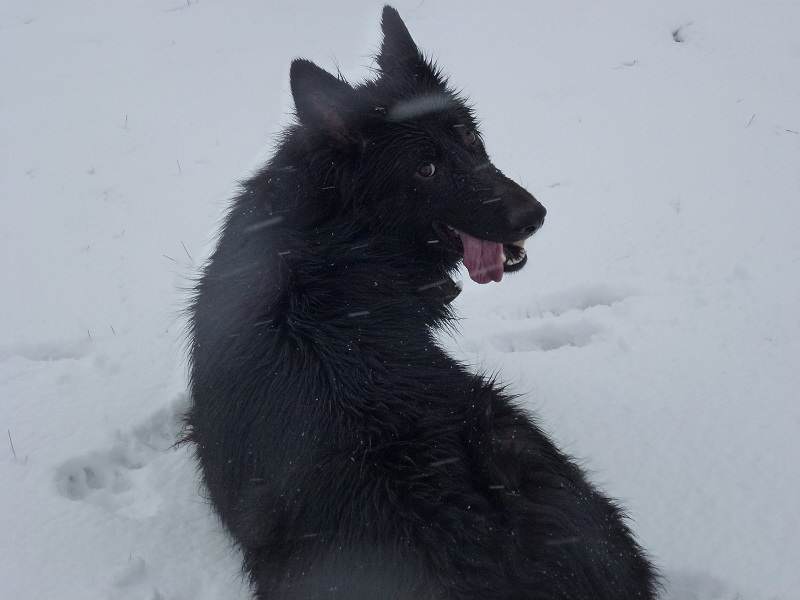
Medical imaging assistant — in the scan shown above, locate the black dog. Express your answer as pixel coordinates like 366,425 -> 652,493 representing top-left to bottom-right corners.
186,7 -> 657,599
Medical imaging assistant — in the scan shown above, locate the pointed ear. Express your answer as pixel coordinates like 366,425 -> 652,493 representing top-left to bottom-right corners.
377,6 -> 439,83
290,59 -> 355,139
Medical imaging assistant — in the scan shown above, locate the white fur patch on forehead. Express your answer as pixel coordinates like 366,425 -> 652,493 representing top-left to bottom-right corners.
388,93 -> 454,121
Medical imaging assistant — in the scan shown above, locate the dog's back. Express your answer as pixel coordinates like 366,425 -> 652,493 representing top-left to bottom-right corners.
186,7 -> 657,599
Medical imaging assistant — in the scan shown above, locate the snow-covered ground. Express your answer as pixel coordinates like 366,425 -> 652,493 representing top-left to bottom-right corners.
1,1 -> 798,598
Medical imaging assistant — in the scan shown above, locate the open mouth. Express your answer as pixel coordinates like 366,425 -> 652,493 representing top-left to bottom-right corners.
434,223 -> 529,284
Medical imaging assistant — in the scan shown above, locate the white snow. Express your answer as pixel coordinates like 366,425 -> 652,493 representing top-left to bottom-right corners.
1,1 -> 798,599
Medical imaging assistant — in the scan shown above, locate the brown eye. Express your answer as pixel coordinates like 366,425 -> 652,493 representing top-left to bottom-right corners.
417,162 -> 436,178
464,129 -> 477,145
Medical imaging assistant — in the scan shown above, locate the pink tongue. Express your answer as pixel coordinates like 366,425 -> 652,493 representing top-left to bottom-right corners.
457,230 -> 505,284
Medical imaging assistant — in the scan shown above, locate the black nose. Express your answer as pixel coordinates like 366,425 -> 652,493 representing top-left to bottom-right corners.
510,200 -> 546,238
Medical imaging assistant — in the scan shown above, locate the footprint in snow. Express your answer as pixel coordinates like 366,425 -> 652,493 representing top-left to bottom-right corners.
662,569 -> 743,600
671,22 -> 695,44
54,394 -> 188,519
489,319 -> 603,353
493,283 -> 632,321
462,284 -> 631,354
110,555 -> 168,600
0,338 -> 92,363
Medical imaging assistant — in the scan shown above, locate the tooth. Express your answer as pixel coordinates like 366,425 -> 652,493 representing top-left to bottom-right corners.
504,250 -> 525,266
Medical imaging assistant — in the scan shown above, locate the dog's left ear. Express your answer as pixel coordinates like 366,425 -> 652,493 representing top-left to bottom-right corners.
377,6 -> 441,85
290,59 -> 356,141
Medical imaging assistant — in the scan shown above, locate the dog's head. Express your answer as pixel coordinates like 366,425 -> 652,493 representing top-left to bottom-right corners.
288,6 -> 546,284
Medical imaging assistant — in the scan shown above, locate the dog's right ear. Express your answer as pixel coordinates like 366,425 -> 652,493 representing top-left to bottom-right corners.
290,59 -> 355,140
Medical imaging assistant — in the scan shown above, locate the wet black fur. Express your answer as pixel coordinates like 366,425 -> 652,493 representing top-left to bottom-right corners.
185,7 -> 658,599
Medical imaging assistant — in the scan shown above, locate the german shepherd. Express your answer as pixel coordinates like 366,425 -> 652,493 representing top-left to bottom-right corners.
186,6 -> 657,599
